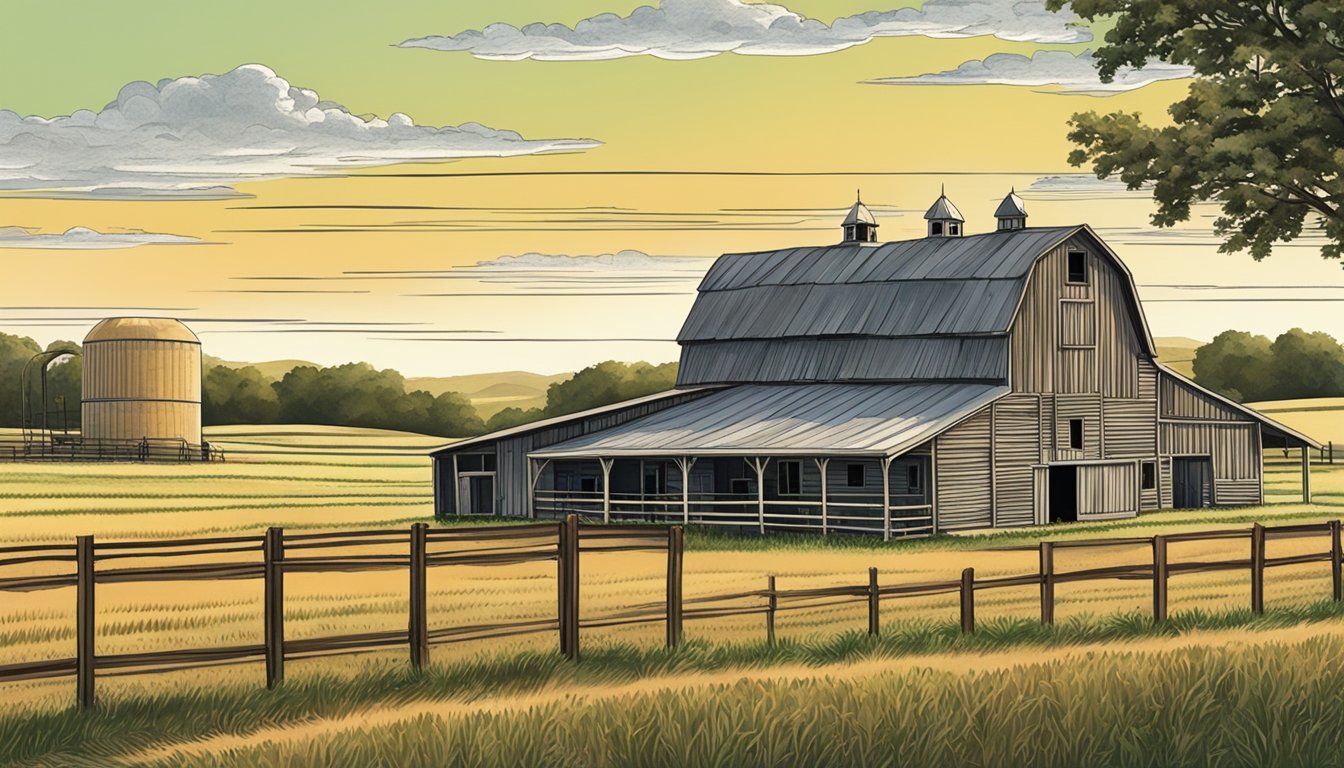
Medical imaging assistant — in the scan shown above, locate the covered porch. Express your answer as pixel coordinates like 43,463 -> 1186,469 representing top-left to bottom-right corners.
529,452 -> 934,539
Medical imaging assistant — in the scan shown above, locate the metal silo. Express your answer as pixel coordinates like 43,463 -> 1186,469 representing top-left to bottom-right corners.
81,318 -> 202,446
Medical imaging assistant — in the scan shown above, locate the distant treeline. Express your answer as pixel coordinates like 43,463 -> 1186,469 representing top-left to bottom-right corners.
0,331 -> 677,438
1194,328 -> 1344,403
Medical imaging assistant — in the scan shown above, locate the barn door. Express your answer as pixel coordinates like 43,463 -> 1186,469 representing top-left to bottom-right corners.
1172,458 -> 1212,509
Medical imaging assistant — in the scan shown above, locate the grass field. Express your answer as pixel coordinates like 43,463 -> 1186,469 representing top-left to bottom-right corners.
1,418 -> 1343,764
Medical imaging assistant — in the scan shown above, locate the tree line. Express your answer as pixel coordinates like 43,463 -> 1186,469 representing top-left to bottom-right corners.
0,331 -> 679,438
1193,328 -> 1344,403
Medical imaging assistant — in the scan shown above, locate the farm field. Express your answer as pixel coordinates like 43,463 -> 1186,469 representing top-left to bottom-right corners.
0,417 -> 1341,764
1248,397 -> 1344,446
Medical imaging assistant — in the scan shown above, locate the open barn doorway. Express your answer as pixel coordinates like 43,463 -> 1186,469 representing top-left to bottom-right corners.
1171,457 -> 1212,508
1048,466 -> 1078,523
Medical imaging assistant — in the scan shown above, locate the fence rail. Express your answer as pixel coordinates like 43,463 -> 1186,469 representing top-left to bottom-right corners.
1,517 -> 1341,711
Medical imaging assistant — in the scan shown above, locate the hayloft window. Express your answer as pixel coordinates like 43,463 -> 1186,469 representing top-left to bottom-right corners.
777,460 -> 802,496
907,464 -> 923,493
1069,419 -> 1084,450
846,463 -> 865,488
1141,462 -> 1157,490
1067,250 -> 1088,284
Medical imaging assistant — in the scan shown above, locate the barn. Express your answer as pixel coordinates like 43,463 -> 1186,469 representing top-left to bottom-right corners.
431,191 -> 1320,538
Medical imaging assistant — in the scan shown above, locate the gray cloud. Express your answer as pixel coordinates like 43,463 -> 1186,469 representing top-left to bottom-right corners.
399,0 -> 1090,61
0,226 -> 203,249
866,49 -> 1193,94
0,64 -> 599,199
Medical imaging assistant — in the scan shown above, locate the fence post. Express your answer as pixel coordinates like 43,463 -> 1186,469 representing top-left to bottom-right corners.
559,514 -> 580,661
76,535 -> 95,710
264,526 -> 285,689
766,575 -> 777,646
1039,541 -> 1054,626
409,522 -> 429,671
1331,519 -> 1342,602
867,567 -> 880,637
959,567 -> 975,634
666,526 -> 683,648
1250,522 -> 1265,615
1152,535 -> 1168,624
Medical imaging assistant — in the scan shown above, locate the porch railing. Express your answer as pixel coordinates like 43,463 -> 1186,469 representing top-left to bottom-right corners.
532,491 -> 934,538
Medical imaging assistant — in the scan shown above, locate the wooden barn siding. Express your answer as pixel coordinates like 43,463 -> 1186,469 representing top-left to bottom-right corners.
1159,374 -> 1242,421
935,409 -> 993,530
1009,238 -> 1142,399
993,396 -> 1041,527
1160,422 -> 1260,481
1077,463 -> 1138,518
1105,399 -> 1156,458
1159,456 -> 1173,508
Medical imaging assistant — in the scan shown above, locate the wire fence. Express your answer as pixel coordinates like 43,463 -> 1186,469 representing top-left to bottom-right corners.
1,517 -> 1339,711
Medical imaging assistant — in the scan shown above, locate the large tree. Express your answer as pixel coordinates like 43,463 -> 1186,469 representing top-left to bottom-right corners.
1051,0 -> 1344,260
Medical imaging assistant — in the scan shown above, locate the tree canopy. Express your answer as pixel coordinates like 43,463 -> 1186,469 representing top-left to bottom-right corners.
484,360 -> 678,432
1193,328 -> 1344,401
1051,0 -> 1344,260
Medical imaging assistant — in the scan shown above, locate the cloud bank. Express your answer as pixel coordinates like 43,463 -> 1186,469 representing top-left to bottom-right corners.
0,226 -> 203,249
0,64 -> 599,199
866,50 -> 1193,94
399,0 -> 1090,61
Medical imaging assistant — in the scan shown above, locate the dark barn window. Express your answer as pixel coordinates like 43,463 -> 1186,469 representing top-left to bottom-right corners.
777,460 -> 802,496
1069,419 -> 1084,450
847,463 -> 865,488
1067,250 -> 1088,284
932,222 -> 944,235
1141,461 -> 1156,490
907,464 -> 922,493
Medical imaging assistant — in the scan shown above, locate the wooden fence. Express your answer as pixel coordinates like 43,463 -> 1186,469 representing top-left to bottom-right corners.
1,516 -> 1341,711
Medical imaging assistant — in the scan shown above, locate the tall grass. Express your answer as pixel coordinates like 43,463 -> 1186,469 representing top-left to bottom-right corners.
160,637 -> 1344,768
8,600 -> 1344,766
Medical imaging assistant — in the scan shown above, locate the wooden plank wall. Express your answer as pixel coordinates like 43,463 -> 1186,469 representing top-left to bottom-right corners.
1077,463 -> 1138,518
1158,372 -> 1263,505
935,410 -> 993,530
994,396 -> 1041,527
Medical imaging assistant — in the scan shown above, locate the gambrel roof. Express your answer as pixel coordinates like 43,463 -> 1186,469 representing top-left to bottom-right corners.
677,225 -> 1155,355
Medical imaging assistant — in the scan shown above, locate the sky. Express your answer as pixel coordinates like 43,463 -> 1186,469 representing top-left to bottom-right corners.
2,0 -> 1342,377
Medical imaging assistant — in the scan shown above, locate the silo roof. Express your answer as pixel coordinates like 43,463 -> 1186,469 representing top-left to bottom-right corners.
84,317 -> 200,344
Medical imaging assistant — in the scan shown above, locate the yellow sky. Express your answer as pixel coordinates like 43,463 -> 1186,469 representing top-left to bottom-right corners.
2,2 -> 1341,376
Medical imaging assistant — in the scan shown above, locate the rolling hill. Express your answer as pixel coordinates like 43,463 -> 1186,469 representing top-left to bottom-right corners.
1153,336 -> 1204,378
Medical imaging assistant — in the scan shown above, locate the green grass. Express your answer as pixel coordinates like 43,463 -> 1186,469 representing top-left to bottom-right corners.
10,600 -> 1344,767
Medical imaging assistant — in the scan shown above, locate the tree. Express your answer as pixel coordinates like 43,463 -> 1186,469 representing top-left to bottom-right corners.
1192,330 -> 1276,401
1050,0 -> 1344,260
486,406 -> 544,432
203,365 -> 280,425
0,332 -> 42,426
542,361 -> 678,418
1269,328 -> 1344,399
271,362 -> 484,437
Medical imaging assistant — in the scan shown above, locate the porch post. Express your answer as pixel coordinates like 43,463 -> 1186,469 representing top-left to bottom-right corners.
528,458 -> 550,519
676,457 -> 696,526
1303,445 -> 1312,504
814,458 -> 830,535
881,456 -> 893,542
451,453 -> 460,516
752,457 -> 769,534
600,458 -> 614,524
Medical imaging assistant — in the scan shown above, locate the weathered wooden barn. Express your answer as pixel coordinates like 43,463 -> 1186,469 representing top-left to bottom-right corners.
431,191 -> 1319,537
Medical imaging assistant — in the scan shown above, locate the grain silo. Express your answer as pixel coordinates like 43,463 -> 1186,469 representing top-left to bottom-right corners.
81,318 -> 202,446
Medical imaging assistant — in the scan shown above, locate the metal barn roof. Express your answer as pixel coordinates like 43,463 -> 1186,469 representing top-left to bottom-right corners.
529,382 -> 1008,459
679,226 -> 1081,344
842,200 -> 877,226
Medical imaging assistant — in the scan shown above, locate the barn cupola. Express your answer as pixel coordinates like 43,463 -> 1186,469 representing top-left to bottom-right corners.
923,186 -> 964,238
841,191 -> 879,244
994,188 -> 1028,231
